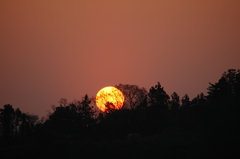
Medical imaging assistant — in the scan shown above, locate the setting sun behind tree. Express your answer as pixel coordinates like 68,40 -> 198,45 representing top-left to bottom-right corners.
96,86 -> 124,113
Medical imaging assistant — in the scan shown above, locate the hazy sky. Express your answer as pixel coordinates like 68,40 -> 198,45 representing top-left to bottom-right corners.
1,0 -> 240,118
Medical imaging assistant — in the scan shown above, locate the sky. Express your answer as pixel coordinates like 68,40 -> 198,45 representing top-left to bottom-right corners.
1,0 -> 240,118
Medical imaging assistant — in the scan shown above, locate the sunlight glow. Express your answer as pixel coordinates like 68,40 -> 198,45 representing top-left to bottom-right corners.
96,86 -> 124,112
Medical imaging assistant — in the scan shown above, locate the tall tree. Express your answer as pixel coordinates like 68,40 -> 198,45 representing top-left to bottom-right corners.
2,104 -> 15,140
191,93 -> 207,109
170,92 -> 180,110
148,82 -> 170,111
181,94 -> 190,109
0,108 -> 3,136
235,69 -> 240,106
0,105 -> 38,141
48,103 -> 80,134
79,94 -> 96,128
20,113 -> 38,139
14,108 -> 22,137
47,95 -> 96,136
206,69 -> 240,135
207,69 -> 240,109
208,69 -> 232,99
115,84 -> 147,110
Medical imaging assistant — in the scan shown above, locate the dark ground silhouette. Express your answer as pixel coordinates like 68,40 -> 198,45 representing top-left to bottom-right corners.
0,69 -> 239,158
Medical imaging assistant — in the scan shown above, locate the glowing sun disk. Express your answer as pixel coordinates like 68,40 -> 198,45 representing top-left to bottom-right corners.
96,86 -> 124,112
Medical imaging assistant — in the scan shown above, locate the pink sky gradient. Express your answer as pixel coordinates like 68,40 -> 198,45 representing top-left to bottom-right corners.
1,0 -> 240,118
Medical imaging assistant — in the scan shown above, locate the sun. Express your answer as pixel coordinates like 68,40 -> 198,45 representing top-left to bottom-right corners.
96,86 -> 124,113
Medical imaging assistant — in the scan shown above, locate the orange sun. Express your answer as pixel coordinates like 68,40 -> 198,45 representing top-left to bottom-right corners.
96,86 -> 124,113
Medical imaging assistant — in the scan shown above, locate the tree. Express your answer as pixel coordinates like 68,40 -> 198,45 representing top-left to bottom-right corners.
207,69 -> 240,109
206,69 -> 240,136
48,103 -> 80,134
235,69 -> 240,106
0,108 -> 3,136
170,92 -> 180,110
105,102 -> 116,113
58,97 -> 68,106
2,104 -> 15,140
47,95 -> 96,136
148,82 -> 170,111
181,94 -> 190,109
115,84 -> 148,110
13,108 -> 22,137
79,94 -> 96,128
191,93 -> 207,109
19,113 -> 38,139
0,104 -> 38,142
137,94 -> 148,110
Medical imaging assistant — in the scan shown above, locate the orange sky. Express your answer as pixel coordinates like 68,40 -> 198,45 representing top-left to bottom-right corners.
1,0 -> 240,118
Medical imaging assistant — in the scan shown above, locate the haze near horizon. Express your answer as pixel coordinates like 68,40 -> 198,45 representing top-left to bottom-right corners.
0,0 -> 239,117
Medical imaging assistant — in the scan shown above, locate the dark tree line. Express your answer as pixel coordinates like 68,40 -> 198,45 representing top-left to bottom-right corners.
0,104 -> 38,144
0,69 -> 239,158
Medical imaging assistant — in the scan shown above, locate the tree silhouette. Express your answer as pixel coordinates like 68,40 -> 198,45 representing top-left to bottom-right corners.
58,97 -> 68,106
170,92 -> 180,110
207,69 -> 240,110
148,82 -> 170,111
20,113 -> 38,139
190,93 -> 207,110
0,108 -> 3,137
79,94 -> 96,128
115,84 -> 147,110
235,69 -> 240,106
206,69 -> 240,140
2,104 -> 15,141
0,104 -> 38,144
181,94 -> 190,109
105,102 -> 116,113
1,68 -> 240,158
46,94 -> 96,138
47,103 -> 82,135
14,108 -> 22,137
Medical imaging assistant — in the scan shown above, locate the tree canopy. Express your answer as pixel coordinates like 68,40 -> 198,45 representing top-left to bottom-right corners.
0,69 -> 239,158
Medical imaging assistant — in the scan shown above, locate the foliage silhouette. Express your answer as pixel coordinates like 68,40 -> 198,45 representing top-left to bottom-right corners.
148,82 -> 170,111
0,69 -> 239,158
0,104 -> 38,148
115,84 -> 148,110
181,94 -> 190,109
170,92 -> 180,110
43,94 -> 96,140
